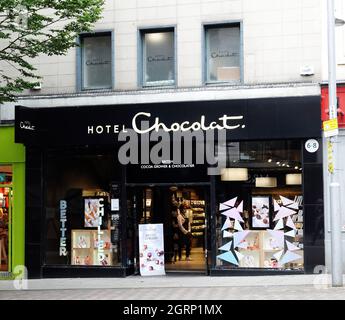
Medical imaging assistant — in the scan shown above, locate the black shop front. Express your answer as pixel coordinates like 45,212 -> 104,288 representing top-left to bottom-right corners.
15,96 -> 325,278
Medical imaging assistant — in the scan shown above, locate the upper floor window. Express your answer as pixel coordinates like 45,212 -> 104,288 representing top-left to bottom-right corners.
141,28 -> 175,87
80,32 -> 112,90
205,23 -> 241,83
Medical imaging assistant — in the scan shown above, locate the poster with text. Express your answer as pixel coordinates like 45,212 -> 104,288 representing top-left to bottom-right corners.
139,224 -> 165,276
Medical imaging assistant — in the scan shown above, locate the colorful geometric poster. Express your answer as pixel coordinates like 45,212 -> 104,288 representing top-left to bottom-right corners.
139,224 -> 165,276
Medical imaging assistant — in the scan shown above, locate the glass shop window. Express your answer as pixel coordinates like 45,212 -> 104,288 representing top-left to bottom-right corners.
45,151 -> 122,267
81,33 -> 112,90
215,140 -> 304,271
0,165 -> 12,272
205,24 -> 241,83
142,29 -> 175,86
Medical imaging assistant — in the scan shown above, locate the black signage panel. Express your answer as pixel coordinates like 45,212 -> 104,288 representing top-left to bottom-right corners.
15,96 -> 321,146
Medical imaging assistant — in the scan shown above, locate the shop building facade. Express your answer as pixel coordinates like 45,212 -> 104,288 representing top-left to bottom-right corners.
0,0 -> 328,278
15,94 -> 325,278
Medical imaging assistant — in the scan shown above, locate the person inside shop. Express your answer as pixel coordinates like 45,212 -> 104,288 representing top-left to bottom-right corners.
177,202 -> 193,261
171,210 -> 179,263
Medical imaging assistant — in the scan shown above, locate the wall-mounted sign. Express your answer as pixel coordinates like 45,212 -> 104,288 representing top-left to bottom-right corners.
323,118 -> 339,138
111,214 -> 120,242
305,139 -> 319,153
19,121 -> 35,131
139,224 -> 165,276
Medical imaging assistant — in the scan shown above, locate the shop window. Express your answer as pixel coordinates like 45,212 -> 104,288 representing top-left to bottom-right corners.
204,23 -> 241,83
140,28 -> 175,87
215,140 -> 304,270
0,165 -> 12,272
45,151 -> 122,267
79,32 -> 112,90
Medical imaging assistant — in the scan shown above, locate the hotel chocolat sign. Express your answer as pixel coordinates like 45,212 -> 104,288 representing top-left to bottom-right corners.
15,96 -> 321,146
85,58 -> 110,66
86,113 -> 245,135
147,55 -> 173,63
211,50 -> 239,58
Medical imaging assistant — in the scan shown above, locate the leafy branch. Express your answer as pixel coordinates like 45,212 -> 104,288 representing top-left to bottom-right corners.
0,0 -> 104,104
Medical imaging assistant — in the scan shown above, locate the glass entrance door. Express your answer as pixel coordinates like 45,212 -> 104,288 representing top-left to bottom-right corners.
127,185 -> 209,275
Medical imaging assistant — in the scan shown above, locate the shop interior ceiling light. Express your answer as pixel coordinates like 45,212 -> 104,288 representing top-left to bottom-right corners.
221,168 -> 248,181
255,177 -> 277,188
286,173 -> 302,185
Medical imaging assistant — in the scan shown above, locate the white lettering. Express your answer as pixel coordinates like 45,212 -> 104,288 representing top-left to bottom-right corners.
87,113 -> 245,135
20,121 -> 35,131
132,112 -> 244,134
96,126 -> 104,134
219,115 -> 244,130
97,198 -> 105,264
59,247 -> 67,256
181,121 -> 191,131
59,200 -> 68,257
132,112 -> 156,134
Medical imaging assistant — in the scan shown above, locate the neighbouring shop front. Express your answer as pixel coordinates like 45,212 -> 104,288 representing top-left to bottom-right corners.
0,126 -> 25,280
321,84 -> 345,272
15,96 -> 325,278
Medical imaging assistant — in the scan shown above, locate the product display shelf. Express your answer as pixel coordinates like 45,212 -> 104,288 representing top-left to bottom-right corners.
238,230 -> 285,268
190,200 -> 206,238
71,229 -> 113,266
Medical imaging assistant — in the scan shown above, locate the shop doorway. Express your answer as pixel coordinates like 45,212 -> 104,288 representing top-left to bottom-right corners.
127,184 -> 209,274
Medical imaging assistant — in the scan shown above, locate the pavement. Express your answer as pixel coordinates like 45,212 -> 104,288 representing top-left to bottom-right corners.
0,274 -> 345,300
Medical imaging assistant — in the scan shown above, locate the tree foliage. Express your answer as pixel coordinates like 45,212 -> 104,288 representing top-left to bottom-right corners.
0,0 -> 104,104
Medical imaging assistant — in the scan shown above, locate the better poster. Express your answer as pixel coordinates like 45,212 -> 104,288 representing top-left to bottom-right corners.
139,224 -> 165,276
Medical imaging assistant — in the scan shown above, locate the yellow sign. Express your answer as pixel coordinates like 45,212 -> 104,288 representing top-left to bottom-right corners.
323,119 -> 339,137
